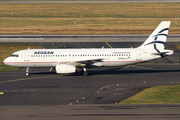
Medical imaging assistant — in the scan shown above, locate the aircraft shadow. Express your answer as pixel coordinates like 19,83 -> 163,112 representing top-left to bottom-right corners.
84,68 -> 180,76
29,67 -> 180,76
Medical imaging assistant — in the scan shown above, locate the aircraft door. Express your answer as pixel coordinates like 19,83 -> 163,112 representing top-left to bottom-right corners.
136,50 -> 141,60
24,51 -> 30,61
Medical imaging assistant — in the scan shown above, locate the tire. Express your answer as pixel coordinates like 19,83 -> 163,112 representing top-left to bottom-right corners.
83,71 -> 88,76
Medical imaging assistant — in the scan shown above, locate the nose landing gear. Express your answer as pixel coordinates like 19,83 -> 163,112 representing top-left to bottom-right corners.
26,67 -> 29,76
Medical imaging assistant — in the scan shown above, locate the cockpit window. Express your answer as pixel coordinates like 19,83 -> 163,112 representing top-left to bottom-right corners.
10,54 -> 19,57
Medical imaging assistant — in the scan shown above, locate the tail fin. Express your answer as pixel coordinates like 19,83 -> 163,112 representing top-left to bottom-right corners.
138,21 -> 171,50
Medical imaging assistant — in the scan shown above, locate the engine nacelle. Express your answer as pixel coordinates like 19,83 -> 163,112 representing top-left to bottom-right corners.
55,64 -> 76,74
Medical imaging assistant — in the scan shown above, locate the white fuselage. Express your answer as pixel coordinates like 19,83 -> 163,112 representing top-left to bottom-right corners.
4,48 -> 160,68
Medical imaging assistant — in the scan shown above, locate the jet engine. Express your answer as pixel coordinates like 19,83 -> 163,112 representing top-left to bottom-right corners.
55,64 -> 76,73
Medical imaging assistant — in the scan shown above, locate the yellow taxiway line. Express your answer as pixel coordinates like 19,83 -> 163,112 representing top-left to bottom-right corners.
0,92 -> 4,95
0,77 -> 43,84
131,65 -> 162,70
104,40 -> 112,48
124,65 -> 131,68
138,63 -> 179,65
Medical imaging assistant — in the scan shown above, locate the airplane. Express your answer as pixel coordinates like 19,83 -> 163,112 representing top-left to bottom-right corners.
4,21 -> 173,76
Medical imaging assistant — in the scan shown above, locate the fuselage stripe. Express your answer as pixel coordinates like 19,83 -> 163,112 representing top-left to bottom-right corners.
4,60 -> 144,64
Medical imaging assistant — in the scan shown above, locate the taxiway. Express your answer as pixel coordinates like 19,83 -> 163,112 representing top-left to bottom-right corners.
0,38 -> 180,120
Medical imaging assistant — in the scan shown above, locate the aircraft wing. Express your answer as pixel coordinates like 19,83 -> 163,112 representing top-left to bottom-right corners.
75,58 -> 104,64
63,58 -> 104,66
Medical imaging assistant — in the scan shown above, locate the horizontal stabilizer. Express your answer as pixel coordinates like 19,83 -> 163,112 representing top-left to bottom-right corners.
153,50 -> 173,57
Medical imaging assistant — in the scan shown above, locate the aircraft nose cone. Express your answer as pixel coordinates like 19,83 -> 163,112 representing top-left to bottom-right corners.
3,58 -> 9,65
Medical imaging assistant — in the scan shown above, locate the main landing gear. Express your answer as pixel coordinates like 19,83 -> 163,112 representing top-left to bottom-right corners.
49,67 -> 55,72
26,67 -> 29,76
81,68 -> 88,76
25,67 -> 88,76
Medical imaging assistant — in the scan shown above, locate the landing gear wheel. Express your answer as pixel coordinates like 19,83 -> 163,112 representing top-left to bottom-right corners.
81,67 -> 88,76
83,71 -> 88,76
26,67 -> 29,76
26,72 -> 29,76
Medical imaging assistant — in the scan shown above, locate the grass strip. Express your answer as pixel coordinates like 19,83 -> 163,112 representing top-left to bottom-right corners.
119,84 -> 180,104
0,3 -> 180,34
176,45 -> 180,50
0,67 -> 19,72
0,43 -> 43,71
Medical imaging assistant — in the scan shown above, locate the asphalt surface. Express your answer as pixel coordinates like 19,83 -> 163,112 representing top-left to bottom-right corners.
1,39 -> 180,120
0,34 -> 180,42
1,64 -> 180,105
